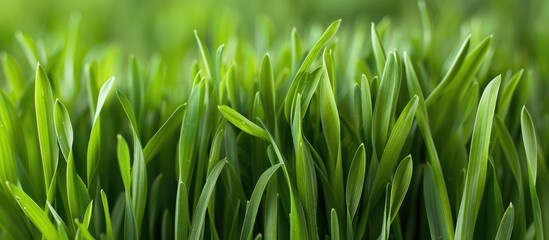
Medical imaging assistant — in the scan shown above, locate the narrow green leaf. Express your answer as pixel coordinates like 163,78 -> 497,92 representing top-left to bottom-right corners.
16,32 -> 38,68
148,174 -> 163,239
455,76 -> 501,240
8,183 -> 59,240
1,52 -> 25,98
370,96 -> 418,209
521,107 -> 544,240
291,28 -> 302,72
35,63 -> 58,193
495,203 -> 515,240
423,164 -> 452,240
116,90 -> 140,136
404,52 -> 454,238
372,51 -> 401,157
67,152 -> 90,224
521,107 -> 538,182
189,160 -> 227,239
360,75 -> 373,143
144,104 -> 186,163
117,134 -> 131,192
194,30 -> 213,80
218,105 -> 269,141
93,76 -> 115,124
331,209 -> 340,240
129,56 -> 144,120
179,82 -> 204,184
131,130 -> 148,230
0,91 -> 22,182
240,164 -> 282,240
346,144 -> 366,220
497,69 -> 523,119
284,19 -> 341,120
390,155 -> 413,222
259,54 -> 276,131
86,117 -> 101,185
371,22 -> 387,75
131,132 -> 148,232
175,181 -> 190,240
426,36 -> 470,105
101,190 -> 114,240
53,100 -> 73,161
264,180 -> 278,240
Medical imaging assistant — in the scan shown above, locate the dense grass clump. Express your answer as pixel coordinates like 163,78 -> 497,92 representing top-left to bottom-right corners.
1,2 -> 549,240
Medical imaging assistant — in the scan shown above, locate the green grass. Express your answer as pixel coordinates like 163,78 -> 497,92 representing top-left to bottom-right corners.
1,1 -> 549,240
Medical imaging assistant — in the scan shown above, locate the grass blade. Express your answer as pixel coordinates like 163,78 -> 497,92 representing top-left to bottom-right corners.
372,51 -> 401,157
143,104 -> 186,163
495,203 -> 515,240
53,100 -> 73,161
35,63 -> 58,194
101,190 -> 114,240
117,135 -> 131,192
284,19 -> 341,120
371,22 -> 387,75
218,105 -> 269,141
331,209 -> 340,240
189,160 -> 227,239
455,76 -> 501,240
240,164 -> 282,240
390,155 -> 413,222
521,107 -> 544,240
346,144 -> 366,220
370,95 -> 418,209
8,183 -> 59,240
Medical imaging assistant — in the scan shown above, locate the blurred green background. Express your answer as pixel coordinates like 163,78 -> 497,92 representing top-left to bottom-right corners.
0,0 -> 548,112
0,0 -> 547,69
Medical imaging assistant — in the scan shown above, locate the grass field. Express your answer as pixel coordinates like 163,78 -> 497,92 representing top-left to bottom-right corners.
1,0 -> 549,239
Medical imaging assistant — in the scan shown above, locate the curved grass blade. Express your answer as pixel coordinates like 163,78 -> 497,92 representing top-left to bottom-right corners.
101,190 -> 114,240
148,174 -> 163,239
331,209 -> 340,240
0,91 -> 22,183
521,107 -> 544,240
194,30 -> 213,80
143,104 -> 186,163
53,100 -> 73,161
189,160 -> 227,239
16,32 -> 38,68
1,52 -> 25,98
8,183 -> 59,240
175,181 -> 190,240
35,63 -> 58,193
404,52 -> 455,238
179,82 -> 204,183
495,203 -> 515,240
131,131 -> 148,230
259,54 -> 276,131
117,135 -> 131,192
284,19 -> 341,120
346,144 -> 366,220
425,36 -> 470,105
116,90 -> 140,136
291,96 -> 318,239
67,151 -> 90,225
369,95 -> 418,209
390,155 -> 413,222
455,76 -> 501,240
240,163 -> 282,240
497,69 -> 523,119
218,105 -> 269,141
371,22 -> 387,75
372,51 -> 401,157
